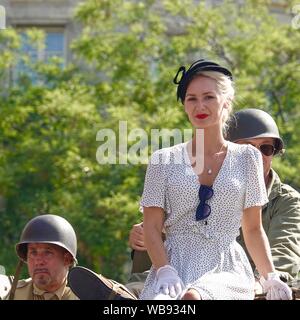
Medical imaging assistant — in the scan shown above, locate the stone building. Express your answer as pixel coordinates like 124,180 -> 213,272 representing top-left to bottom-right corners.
2,0 -> 84,63
1,0 -> 292,65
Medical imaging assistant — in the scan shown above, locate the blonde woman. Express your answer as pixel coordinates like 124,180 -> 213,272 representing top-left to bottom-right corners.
139,59 -> 292,300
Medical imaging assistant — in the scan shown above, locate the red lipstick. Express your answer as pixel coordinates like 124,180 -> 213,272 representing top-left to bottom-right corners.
196,114 -> 208,119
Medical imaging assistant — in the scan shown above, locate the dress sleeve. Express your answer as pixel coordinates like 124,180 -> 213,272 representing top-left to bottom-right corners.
244,145 -> 269,209
140,150 -> 168,211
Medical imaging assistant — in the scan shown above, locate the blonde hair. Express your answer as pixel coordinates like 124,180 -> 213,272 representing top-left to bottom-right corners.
199,70 -> 234,117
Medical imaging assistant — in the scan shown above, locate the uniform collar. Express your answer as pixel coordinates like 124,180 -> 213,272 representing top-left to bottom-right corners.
33,278 -> 67,300
266,168 -> 282,202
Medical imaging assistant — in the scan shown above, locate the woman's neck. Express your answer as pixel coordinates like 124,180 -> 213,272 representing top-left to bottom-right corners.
191,127 -> 226,156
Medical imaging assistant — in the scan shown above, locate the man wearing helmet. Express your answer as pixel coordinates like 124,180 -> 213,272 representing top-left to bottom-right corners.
226,108 -> 300,289
2,214 -> 78,300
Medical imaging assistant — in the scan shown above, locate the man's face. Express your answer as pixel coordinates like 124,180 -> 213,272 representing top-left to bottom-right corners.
27,243 -> 72,292
235,137 -> 275,183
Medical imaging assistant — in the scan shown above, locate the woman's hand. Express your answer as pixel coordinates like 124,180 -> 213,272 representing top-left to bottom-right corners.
155,265 -> 184,298
260,272 -> 292,300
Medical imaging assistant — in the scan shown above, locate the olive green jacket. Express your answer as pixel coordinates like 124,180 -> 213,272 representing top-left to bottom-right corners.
130,169 -> 300,283
238,169 -> 300,282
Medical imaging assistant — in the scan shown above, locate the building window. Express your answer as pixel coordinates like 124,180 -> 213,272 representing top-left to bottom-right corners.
44,31 -> 65,60
14,27 -> 65,82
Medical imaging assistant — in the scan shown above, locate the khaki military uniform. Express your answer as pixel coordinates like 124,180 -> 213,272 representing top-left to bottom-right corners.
4,277 -> 78,300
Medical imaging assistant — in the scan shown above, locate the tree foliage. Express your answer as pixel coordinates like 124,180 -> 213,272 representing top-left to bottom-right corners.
0,0 -> 299,280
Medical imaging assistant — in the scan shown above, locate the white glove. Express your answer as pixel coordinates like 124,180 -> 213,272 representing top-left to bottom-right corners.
155,265 -> 184,298
260,272 -> 292,300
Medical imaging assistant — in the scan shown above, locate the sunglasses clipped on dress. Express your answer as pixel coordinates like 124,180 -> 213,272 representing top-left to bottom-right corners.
195,185 -> 214,221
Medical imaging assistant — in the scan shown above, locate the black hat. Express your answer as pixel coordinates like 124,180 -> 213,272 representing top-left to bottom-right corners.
173,59 -> 233,104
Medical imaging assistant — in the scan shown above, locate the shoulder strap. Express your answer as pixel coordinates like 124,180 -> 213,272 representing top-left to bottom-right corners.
8,260 -> 24,300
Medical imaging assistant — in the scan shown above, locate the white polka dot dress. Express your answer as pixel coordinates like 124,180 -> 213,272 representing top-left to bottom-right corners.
139,141 -> 268,300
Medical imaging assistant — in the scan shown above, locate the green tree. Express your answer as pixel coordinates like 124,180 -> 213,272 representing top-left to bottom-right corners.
73,0 -> 300,186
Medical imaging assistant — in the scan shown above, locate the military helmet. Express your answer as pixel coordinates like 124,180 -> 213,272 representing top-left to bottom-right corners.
227,108 -> 284,154
16,214 -> 77,263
